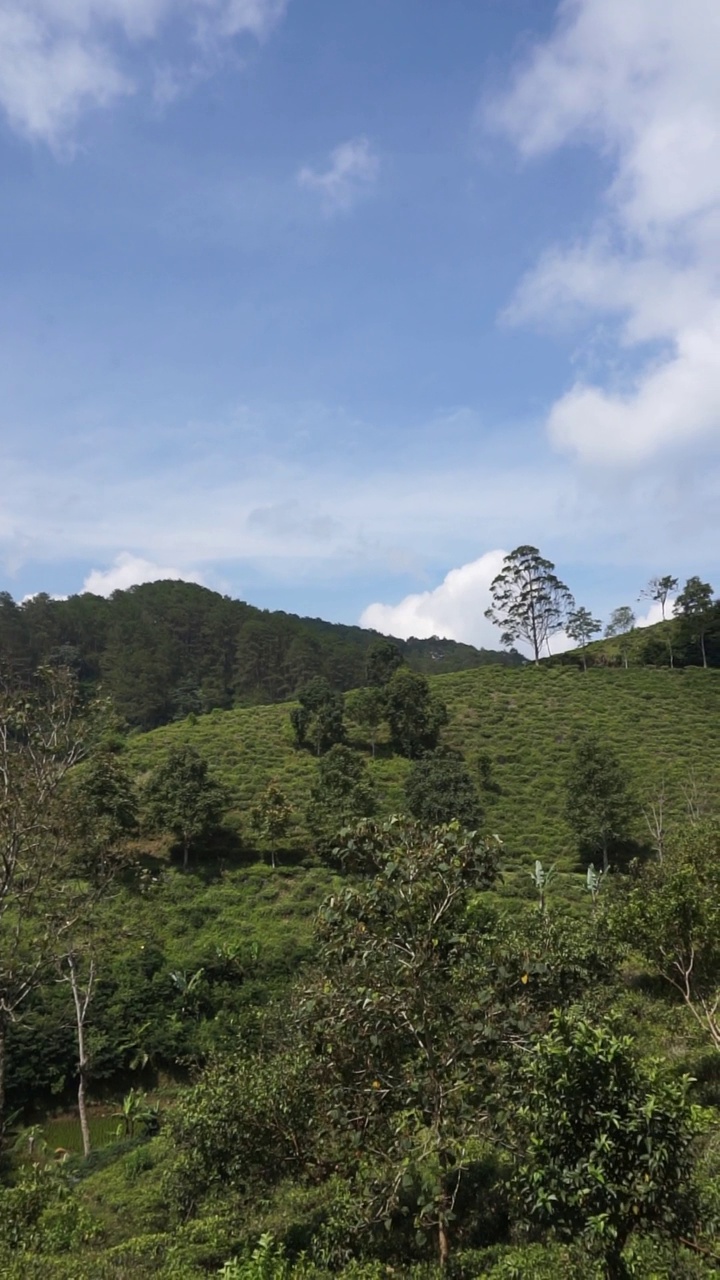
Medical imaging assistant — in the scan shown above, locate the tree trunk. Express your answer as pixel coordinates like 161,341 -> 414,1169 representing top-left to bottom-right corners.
701,630 -> 708,669
581,648 -> 588,672
183,838 -> 190,871
438,1219 -> 450,1268
68,955 -> 93,1158
602,838 -> 609,875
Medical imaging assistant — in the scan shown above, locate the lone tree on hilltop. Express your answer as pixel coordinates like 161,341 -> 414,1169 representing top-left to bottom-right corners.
605,606 -> 636,669
641,575 -> 678,668
566,605 -> 602,671
674,576 -> 714,669
485,545 -> 573,664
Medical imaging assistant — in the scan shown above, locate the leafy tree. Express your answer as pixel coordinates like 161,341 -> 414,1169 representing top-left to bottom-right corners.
302,818 -> 503,1266
674,577 -> 715,669
404,747 -> 483,829
604,607 -> 636,669
641,575 -> 679,668
250,781 -> 294,869
485,546 -> 574,663
365,638 -> 403,687
306,744 -> 377,859
566,606 -> 602,671
510,1012 -> 697,1280
384,667 -> 448,758
167,1048 -> 317,1217
144,745 -> 228,870
0,667 -> 97,1140
565,736 -> 635,873
345,685 -> 385,757
613,821 -> 720,1053
290,676 -> 345,755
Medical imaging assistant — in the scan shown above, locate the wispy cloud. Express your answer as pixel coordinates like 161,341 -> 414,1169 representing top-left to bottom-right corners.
297,136 -> 379,215
0,0 -> 288,147
485,0 -> 720,466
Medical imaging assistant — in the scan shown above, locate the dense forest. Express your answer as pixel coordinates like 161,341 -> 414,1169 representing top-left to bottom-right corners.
0,581 -> 522,730
1,549 -> 720,1279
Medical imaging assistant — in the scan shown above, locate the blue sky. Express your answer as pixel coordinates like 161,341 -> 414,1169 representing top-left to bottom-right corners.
1,0 -> 718,648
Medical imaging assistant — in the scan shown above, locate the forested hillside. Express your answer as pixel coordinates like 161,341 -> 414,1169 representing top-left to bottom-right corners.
0,581 -> 522,729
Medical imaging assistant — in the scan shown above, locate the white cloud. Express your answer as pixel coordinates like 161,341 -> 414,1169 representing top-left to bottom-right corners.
297,137 -> 379,214
0,0 -> 287,145
636,598 -> 676,629
360,551 -> 509,648
486,0 -> 720,465
82,551 -> 204,596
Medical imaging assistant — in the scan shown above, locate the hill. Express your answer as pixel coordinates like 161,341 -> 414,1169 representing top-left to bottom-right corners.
0,579 -> 522,729
127,663 -> 720,902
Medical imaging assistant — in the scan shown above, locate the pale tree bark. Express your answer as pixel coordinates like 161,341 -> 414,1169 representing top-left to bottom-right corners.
66,952 -> 96,1158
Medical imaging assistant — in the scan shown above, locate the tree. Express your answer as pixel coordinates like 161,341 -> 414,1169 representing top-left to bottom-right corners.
365,638 -> 403,688
289,676 -> 345,755
510,1012 -> 697,1280
641,575 -> 678,668
674,576 -> 714,669
384,667 -> 448,758
302,818 -> 503,1266
345,685 -> 385,758
250,781 -> 294,869
604,606 -> 636,669
613,821 -> 720,1054
566,606 -> 602,671
0,666 -> 103,1140
565,736 -> 635,873
60,751 -> 139,1156
305,744 -> 377,859
144,745 -> 228,870
404,747 -> 483,829
484,546 -> 573,664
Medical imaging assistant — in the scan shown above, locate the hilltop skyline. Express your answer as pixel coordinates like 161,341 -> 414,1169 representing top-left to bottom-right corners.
0,0 -> 717,647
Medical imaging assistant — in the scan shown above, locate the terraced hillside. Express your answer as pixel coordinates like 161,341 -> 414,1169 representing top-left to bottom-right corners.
127,665 -> 720,906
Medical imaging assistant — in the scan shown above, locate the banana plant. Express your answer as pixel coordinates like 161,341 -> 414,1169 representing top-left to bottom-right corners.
585,862 -> 604,913
530,859 -> 556,914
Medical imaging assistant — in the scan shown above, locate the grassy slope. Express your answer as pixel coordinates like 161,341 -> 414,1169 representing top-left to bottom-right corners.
127,666 -> 720,907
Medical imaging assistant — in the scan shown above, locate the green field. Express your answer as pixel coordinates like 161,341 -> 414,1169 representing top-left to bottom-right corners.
127,665 -> 720,904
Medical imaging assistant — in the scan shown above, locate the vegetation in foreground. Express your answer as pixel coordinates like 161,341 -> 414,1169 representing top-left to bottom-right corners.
1,574 -> 720,1276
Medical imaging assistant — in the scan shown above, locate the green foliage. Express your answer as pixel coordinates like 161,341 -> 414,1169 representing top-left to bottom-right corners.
404,747 -> 483,829
302,818 -> 504,1263
564,735 -> 635,872
674,578 -> 715,669
364,640 -> 404,689
291,678 -> 345,755
485,546 -> 573,663
384,668 -> 448,759
167,1048 -> 317,1216
509,1012 -> 698,1277
144,744 -> 228,868
613,821 -> 720,1053
251,782 -> 294,868
306,745 -> 377,860
566,608 -> 602,671
345,687 -> 386,757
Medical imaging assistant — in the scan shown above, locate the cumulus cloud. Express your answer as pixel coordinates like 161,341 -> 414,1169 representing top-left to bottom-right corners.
82,551 -> 204,596
486,0 -> 720,465
297,137 -> 379,214
0,0 -> 287,145
360,551 -> 508,648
